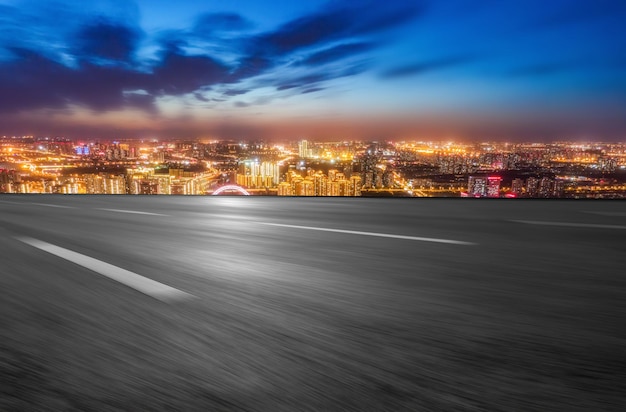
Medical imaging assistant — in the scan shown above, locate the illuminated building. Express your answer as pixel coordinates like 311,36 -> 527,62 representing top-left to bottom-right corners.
468,176 -> 487,197
328,181 -> 340,196
313,173 -> 328,196
511,178 -> 524,196
349,176 -> 362,196
104,176 -> 126,194
553,179 -> 565,198
487,176 -> 501,198
294,178 -> 314,196
137,180 -> 159,195
298,140 -> 310,158
0,168 -> 20,193
328,169 -> 338,181
236,160 -> 279,188
83,174 -> 126,194
526,177 -> 539,197
538,177 -> 550,197
278,181 -> 293,196
382,170 -> 393,188
337,179 -> 349,196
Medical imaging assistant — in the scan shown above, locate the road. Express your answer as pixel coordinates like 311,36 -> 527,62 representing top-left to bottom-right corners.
1,196 -> 625,411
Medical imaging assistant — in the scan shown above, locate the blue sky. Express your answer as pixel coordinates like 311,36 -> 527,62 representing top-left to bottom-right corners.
0,0 -> 624,140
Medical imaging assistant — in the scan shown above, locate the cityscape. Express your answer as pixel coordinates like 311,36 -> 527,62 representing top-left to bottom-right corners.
2,135 -> 625,198
2,1 -> 626,411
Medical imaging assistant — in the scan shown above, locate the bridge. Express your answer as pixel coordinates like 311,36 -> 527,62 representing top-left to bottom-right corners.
211,184 -> 251,195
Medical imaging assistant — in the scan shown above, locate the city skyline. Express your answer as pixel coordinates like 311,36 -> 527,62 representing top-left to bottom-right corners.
1,0 -> 625,141
2,136 -> 626,197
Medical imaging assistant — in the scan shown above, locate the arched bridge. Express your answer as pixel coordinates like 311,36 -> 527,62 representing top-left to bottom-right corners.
212,185 -> 251,196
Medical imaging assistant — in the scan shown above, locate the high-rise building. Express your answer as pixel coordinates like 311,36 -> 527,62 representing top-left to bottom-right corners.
553,179 -> 565,198
138,181 -> 159,195
298,140 -> 311,158
487,176 -> 501,198
539,177 -> 553,198
526,177 -> 539,197
468,176 -> 488,197
337,179 -> 349,196
313,173 -> 328,196
511,178 -> 524,196
349,176 -> 362,196
237,160 -> 280,188
278,182 -> 293,196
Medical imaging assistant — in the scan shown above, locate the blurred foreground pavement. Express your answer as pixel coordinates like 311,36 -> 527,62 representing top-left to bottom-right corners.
1,196 -> 625,411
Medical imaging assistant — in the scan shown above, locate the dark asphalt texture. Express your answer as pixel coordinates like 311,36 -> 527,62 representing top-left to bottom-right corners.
1,196 -> 625,411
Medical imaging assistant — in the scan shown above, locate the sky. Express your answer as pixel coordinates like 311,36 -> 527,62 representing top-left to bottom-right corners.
0,0 -> 625,141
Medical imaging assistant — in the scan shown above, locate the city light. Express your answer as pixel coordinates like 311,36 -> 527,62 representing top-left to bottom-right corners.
1,137 -> 625,197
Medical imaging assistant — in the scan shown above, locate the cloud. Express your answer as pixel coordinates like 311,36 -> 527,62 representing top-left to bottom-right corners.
193,13 -> 253,34
232,0 -> 423,79
380,56 -> 476,79
222,89 -> 250,97
73,18 -> 143,63
0,43 -> 232,113
148,45 -> 230,95
0,0 -> 423,116
194,93 -> 210,102
298,42 -> 377,66
249,1 -> 421,57
301,87 -> 325,94
0,48 -> 152,113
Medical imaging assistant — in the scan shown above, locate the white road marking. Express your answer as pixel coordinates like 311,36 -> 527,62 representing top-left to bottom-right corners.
582,211 -> 626,217
16,237 -> 193,302
97,208 -> 168,216
257,222 -> 476,245
511,220 -> 626,230
30,203 -> 75,209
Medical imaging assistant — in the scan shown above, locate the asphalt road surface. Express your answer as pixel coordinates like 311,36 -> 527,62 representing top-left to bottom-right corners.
1,195 -> 625,411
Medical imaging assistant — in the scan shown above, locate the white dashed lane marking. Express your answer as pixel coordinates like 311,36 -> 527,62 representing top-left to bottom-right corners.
30,203 -> 75,209
257,222 -> 477,245
16,237 -> 193,302
511,220 -> 626,230
582,211 -> 626,217
97,208 -> 169,216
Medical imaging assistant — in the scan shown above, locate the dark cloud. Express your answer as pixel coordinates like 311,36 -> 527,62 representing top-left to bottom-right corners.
194,93 -> 210,102
275,84 -> 297,91
235,0 -> 423,78
234,101 -> 250,108
254,0 -> 421,56
0,0 -> 423,116
298,42 -> 377,66
229,54 -> 273,81
272,61 -> 368,94
222,89 -> 250,96
0,43 -> 232,113
380,56 -> 476,79
0,48 -> 152,113
149,46 -> 230,95
273,73 -> 330,92
194,13 -> 253,34
301,87 -> 325,94
74,19 -> 143,63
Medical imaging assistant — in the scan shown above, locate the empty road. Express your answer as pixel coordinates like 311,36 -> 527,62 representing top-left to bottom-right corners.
1,196 -> 625,411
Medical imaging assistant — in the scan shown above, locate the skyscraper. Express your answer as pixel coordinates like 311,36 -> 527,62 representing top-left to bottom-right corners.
487,176 -> 501,198
468,176 -> 487,197
298,140 -> 310,158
